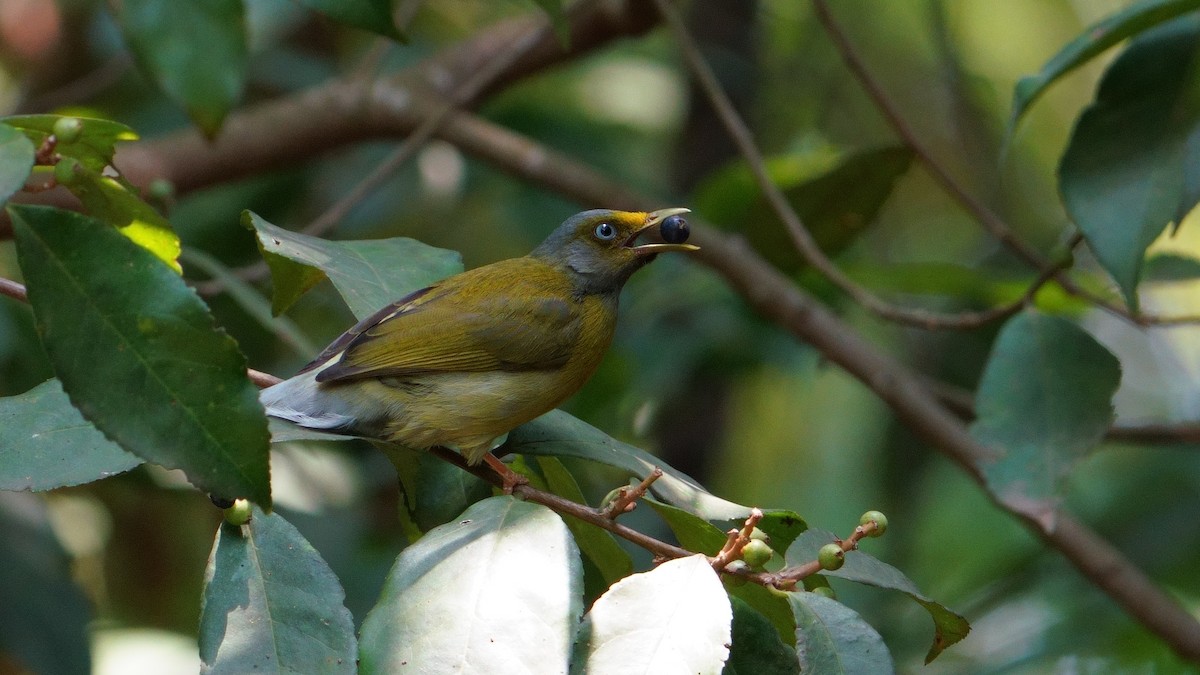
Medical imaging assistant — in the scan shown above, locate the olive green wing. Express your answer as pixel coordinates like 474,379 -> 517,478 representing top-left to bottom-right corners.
314,266 -> 581,382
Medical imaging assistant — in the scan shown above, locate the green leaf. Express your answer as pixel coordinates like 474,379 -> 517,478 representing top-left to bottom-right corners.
1059,14 -> 1200,309
695,147 -> 913,273
787,592 -> 893,675
61,160 -> 181,273
1010,0 -> 1200,130
411,451 -> 491,532
0,492 -> 92,675
1144,251 -> 1200,281
245,211 -> 463,319
510,409 -> 754,520
199,508 -> 356,673
112,0 -> 246,135
0,379 -> 141,491
573,555 -> 732,674
10,205 -> 272,507
725,596 -> 801,675
535,456 -> 633,585
785,529 -> 970,664
645,497 -> 727,553
359,496 -> 582,674
3,115 -> 138,172
295,0 -> 402,40
0,121 -> 34,204
972,311 -> 1121,506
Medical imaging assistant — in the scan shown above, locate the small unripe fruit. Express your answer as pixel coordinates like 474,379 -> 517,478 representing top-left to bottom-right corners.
859,510 -> 888,537
149,178 -> 175,201
53,117 -> 83,143
811,585 -> 837,600
748,527 -> 770,542
741,539 -> 773,568
54,157 -> 80,186
818,543 -> 845,571
224,498 -> 253,526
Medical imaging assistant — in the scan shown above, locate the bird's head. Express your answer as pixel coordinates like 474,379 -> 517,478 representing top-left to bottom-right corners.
531,208 -> 698,296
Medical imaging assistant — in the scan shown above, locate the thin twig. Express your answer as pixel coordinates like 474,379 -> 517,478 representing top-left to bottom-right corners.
766,520 -> 879,588
602,467 -> 663,518
711,508 -> 763,571
0,278 -> 27,303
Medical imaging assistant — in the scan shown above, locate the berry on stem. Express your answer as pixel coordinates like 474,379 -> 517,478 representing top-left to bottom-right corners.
859,510 -> 888,537
818,543 -> 845,571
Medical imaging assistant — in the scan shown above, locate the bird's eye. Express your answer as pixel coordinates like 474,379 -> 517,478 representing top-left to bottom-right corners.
594,222 -> 617,241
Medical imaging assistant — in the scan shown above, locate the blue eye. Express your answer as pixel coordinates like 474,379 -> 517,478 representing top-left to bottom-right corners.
594,222 -> 617,240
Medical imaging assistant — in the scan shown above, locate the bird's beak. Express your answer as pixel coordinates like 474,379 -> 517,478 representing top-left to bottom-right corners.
624,208 -> 700,254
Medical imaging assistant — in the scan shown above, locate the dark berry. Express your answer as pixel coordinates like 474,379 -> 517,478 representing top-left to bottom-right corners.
660,214 -> 689,244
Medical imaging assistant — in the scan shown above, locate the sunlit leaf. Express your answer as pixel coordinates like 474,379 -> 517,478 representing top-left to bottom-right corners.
573,555 -> 731,674
788,592 -> 892,674
0,379 -> 141,491
0,121 -> 34,204
786,529 -> 970,663
1010,0 -> 1200,129
199,508 -> 356,673
973,311 -> 1120,507
245,210 -> 463,319
3,115 -> 138,171
1059,14 -> 1200,309
112,0 -> 246,135
10,205 -> 271,507
359,496 -> 582,674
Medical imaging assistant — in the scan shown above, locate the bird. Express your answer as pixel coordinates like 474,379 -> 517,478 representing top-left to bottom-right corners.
261,208 -> 697,486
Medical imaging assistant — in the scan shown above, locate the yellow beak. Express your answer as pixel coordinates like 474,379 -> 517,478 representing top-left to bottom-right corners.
625,208 -> 700,253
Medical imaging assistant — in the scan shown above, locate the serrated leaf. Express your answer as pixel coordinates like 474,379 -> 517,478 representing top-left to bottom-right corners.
0,493 -> 92,675
1010,0 -> 1200,130
0,379 -> 141,491
695,147 -> 912,273
113,0 -> 246,135
510,409 -> 753,520
296,0 -> 402,40
788,592 -> 893,675
60,160 -> 181,273
199,508 -> 356,674
785,529 -> 970,663
0,121 -> 34,204
535,456 -> 633,585
10,205 -> 271,507
1059,14 -> 1200,309
573,555 -> 731,675
725,596 -> 801,675
359,496 -> 581,674
972,310 -> 1121,507
1144,251 -> 1200,281
3,115 -> 138,172
245,211 -> 463,319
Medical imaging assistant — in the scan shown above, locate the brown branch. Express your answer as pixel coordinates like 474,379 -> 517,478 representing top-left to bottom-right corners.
602,467 -> 663,518
711,508 -> 763,571
0,277 -> 27,303
767,520 -> 880,588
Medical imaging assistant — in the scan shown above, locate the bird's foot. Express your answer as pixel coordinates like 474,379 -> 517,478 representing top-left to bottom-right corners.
483,453 -> 528,494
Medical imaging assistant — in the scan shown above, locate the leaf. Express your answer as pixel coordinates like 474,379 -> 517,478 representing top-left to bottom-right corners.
1009,0 -> 1200,129
10,205 -> 272,507
112,0 -> 247,135
1144,251 -> 1200,281
785,529 -> 970,664
695,147 -> 913,273
411,451 -> 491,532
359,496 -> 582,674
295,0 -> 402,40
573,554 -> 732,675
787,592 -> 893,675
972,311 -> 1121,508
3,115 -> 139,171
0,121 -> 34,204
245,211 -> 463,319
724,597 -> 801,675
0,492 -> 92,675
535,456 -> 633,585
1059,14 -> 1200,309
199,508 -> 356,674
510,409 -> 754,521
0,379 -> 141,491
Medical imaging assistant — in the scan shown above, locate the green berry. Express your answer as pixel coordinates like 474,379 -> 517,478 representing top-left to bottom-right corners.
817,543 -> 844,571
741,539 -> 773,568
53,117 -> 83,143
224,498 -> 253,526
748,527 -> 770,542
148,178 -> 175,200
811,585 -> 837,600
54,157 -> 80,186
859,510 -> 888,537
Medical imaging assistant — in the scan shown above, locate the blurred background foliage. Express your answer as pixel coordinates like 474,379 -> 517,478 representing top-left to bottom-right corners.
1,0 -> 1198,673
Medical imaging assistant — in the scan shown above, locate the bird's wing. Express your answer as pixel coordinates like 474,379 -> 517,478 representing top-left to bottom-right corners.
314,261 -> 582,382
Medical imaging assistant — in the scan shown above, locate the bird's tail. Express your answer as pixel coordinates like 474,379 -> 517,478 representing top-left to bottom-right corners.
260,370 -> 358,431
